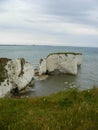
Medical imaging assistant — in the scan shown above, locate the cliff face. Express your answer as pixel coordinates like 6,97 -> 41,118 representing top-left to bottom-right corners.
0,58 -> 34,97
39,53 -> 82,75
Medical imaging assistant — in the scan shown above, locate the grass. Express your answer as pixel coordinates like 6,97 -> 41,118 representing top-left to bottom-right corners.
0,87 -> 98,130
47,52 -> 82,58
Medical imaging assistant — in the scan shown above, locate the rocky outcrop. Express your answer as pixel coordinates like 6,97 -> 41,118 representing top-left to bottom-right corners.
0,58 -> 34,97
39,52 -> 82,75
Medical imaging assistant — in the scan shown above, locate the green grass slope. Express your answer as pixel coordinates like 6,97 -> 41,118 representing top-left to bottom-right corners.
0,87 -> 98,130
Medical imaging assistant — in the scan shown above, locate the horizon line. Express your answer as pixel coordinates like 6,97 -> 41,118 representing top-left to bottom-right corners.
0,44 -> 98,48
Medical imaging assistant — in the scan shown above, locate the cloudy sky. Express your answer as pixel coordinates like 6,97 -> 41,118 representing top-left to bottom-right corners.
0,0 -> 98,47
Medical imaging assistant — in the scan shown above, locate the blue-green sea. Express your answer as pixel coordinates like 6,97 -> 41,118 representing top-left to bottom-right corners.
0,45 -> 98,97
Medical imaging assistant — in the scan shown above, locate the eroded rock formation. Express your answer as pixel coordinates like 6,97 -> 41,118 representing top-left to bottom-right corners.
39,52 -> 82,75
0,58 -> 34,97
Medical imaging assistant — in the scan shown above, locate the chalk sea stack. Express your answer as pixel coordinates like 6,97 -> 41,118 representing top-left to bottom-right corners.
39,52 -> 82,75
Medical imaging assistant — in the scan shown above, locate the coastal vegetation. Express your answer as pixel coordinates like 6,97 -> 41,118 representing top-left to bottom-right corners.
0,87 -> 98,130
0,58 -> 10,85
47,52 -> 82,58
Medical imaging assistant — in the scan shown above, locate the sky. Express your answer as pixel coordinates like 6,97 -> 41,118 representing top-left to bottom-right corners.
0,0 -> 98,47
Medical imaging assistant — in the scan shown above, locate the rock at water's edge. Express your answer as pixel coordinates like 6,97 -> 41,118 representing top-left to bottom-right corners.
39,52 -> 82,75
0,58 -> 34,97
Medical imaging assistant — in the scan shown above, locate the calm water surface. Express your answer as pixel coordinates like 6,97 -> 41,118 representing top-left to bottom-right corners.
0,45 -> 98,97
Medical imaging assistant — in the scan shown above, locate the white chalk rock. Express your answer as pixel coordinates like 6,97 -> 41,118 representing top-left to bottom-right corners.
0,58 -> 34,97
39,53 -> 82,75
39,59 -> 47,75
76,54 -> 82,65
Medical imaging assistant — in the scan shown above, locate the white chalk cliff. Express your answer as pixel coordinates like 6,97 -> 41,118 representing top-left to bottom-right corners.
0,58 -> 34,97
39,53 -> 82,75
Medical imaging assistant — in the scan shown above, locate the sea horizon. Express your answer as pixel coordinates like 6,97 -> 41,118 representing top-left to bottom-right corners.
0,44 -> 98,48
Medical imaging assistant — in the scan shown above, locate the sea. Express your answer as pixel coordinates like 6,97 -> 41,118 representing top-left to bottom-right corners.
0,45 -> 98,97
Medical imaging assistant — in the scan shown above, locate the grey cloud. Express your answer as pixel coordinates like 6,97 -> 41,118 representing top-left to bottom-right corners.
24,16 -> 61,24
40,0 -> 98,27
0,0 -> 9,5
0,0 -> 9,13
0,0 -> 7,2
0,22 -> 46,34
0,0 -> 97,46
59,33 -> 98,46
0,8 -> 7,13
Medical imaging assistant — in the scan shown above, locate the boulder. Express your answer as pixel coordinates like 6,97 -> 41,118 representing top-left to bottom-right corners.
39,52 -> 82,75
0,58 -> 34,97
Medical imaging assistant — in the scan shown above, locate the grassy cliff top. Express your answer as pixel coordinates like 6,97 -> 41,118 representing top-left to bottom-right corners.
47,52 -> 82,58
0,87 -> 98,130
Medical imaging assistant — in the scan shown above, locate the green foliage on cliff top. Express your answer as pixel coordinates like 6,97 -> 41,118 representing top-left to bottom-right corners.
0,87 -> 98,130
47,52 -> 82,58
